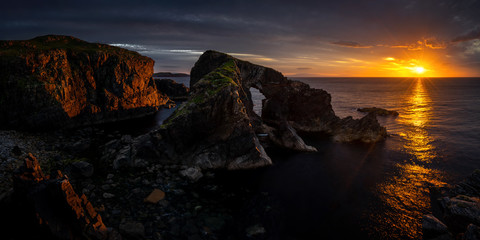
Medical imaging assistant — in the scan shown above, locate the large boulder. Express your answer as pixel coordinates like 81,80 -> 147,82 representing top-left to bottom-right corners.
0,35 -> 169,129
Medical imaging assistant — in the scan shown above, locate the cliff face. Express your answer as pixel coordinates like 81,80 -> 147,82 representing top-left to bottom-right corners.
0,35 -> 168,129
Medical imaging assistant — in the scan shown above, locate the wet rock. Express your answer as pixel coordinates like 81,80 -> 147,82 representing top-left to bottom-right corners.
180,167 -> 203,182
144,189 -> 165,204
423,214 -> 449,238
119,221 -> 145,239
357,107 -> 399,116
443,195 -> 480,232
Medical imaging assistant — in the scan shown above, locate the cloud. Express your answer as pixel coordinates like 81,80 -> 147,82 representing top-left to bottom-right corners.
452,27 -> 480,43
331,41 -> 373,48
296,67 -> 312,70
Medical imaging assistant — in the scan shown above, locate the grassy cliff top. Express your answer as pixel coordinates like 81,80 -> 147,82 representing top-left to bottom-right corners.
0,35 -> 142,57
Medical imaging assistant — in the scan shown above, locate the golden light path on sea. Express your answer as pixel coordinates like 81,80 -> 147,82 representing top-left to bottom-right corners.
368,78 -> 447,239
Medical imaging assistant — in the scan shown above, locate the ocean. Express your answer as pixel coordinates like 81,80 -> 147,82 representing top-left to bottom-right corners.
155,77 -> 480,239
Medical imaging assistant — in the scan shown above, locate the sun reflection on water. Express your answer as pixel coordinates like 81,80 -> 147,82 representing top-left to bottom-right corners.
369,78 -> 447,239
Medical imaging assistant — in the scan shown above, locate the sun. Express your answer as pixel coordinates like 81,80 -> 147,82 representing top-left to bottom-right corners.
413,66 -> 426,74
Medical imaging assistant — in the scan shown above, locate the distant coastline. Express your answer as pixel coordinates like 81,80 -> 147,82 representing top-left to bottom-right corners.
153,72 -> 189,78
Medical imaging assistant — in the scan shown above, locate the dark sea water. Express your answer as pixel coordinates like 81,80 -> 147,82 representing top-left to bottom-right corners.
252,77 -> 480,239
150,77 -> 480,239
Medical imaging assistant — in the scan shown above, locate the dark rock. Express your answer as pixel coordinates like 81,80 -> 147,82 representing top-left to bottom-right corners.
179,167 -> 203,182
423,214 -> 450,238
442,195 -> 480,232
464,224 -> 480,240
0,35 -> 169,129
11,145 -> 22,156
192,50 -> 387,143
12,153 -> 108,239
70,161 -> 94,178
154,79 -> 190,100
357,107 -> 399,116
119,221 -> 145,239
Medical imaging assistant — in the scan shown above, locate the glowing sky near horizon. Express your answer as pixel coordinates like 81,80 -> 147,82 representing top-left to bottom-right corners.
1,0 -> 480,77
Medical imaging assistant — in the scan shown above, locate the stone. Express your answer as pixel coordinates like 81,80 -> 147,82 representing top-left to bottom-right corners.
103,193 -> 115,199
119,221 -> 145,239
71,161 -> 94,178
464,224 -> 480,240
423,214 -> 449,238
179,167 -> 203,182
246,224 -> 266,237
144,189 -> 165,204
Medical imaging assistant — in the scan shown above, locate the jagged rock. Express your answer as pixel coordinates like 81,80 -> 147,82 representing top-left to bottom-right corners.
119,221 -> 145,239
151,58 -> 272,170
357,107 -> 399,116
266,121 -> 317,152
0,35 -> 169,129
442,195 -> 480,232
423,214 -> 450,238
154,79 -> 189,100
179,167 -> 203,182
12,153 -> 108,239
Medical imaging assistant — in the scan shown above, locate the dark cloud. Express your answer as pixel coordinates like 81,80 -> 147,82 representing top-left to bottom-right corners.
452,27 -> 480,43
297,67 -> 312,70
331,41 -> 373,48
1,0 -> 479,75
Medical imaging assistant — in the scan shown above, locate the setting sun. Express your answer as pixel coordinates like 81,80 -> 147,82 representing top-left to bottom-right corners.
414,66 -> 426,74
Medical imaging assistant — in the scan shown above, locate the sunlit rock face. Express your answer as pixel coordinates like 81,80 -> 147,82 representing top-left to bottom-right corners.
191,50 -> 387,143
0,35 -> 168,129
12,154 -> 108,240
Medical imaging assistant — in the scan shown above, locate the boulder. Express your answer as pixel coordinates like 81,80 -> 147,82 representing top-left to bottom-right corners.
0,35 -> 169,129
423,214 -> 450,238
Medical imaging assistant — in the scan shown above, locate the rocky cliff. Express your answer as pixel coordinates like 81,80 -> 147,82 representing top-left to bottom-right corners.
105,51 -> 386,171
191,50 -> 387,143
0,35 -> 168,129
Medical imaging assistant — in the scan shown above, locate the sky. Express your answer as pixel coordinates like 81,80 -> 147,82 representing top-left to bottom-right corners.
1,0 -> 480,77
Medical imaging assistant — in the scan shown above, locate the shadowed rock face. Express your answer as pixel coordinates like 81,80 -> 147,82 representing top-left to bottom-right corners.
0,35 -> 168,129
150,59 -> 272,169
191,50 -> 387,143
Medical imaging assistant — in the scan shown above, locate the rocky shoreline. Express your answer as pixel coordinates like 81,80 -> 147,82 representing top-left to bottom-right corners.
1,36 -> 392,239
